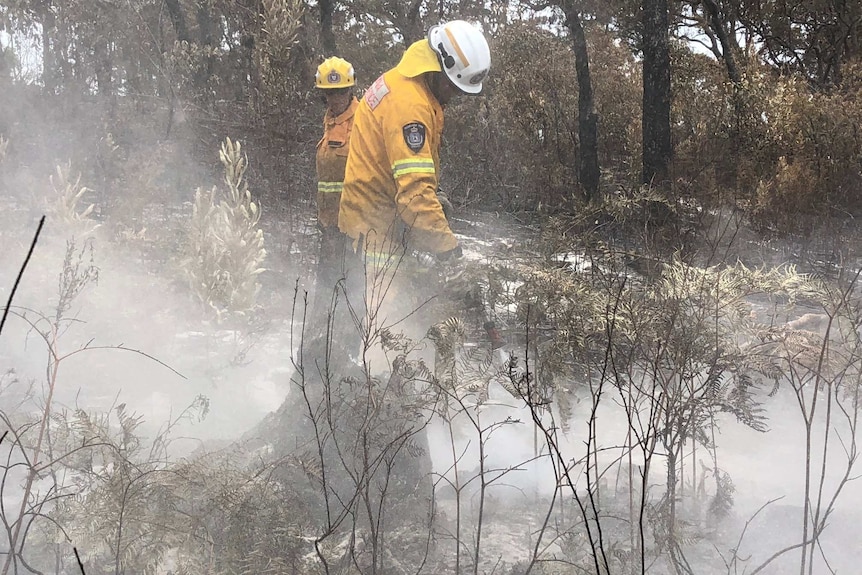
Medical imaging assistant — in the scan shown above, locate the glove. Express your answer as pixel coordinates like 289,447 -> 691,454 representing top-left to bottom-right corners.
437,245 -> 463,261
437,246 -> 465,285
413,250 -> 437,270
411,245 -> 463,279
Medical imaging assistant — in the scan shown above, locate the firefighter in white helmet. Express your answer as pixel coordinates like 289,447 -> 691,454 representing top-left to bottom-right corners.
333,20 -> 490,341
338,20 -> 490,269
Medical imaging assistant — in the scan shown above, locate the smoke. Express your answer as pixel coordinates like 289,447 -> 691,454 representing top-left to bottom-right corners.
2,83 -> 861,573
2,227 -> 294,447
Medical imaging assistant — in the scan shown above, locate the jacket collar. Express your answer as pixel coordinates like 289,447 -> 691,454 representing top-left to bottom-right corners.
395,39 -> 442,78
325,96 -> 359,125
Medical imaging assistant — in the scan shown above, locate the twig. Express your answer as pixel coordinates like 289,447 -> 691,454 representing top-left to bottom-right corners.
73,547 -> 86,574
58,344 -> 186,379
0,216 -> 45,336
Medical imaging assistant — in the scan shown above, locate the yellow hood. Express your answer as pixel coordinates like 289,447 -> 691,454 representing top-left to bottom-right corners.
395,39 -> 442,78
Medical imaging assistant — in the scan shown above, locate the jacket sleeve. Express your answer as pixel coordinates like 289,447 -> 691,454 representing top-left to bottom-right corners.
383,101 -> 458,254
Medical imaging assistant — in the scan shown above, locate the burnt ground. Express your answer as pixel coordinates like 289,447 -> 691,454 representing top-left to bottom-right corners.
2,191 -> 862,574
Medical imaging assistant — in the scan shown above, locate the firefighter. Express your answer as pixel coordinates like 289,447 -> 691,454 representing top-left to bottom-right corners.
338,20 -> 490,325
313,56 -> 360,316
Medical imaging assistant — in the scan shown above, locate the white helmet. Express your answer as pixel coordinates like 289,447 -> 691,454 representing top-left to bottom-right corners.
428,20 -> 491,94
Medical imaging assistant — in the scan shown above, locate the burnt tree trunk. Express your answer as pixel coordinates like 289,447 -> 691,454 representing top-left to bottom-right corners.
195,0 -> 216,90
165,0 -> 190,43
642,0 -> 672,187
702,0 -> 742,189
393,0 -> 425,45
563,4 -> 600,202
40,3 -> 58,94
319,0 -> 337,55
94,39 -> 113,98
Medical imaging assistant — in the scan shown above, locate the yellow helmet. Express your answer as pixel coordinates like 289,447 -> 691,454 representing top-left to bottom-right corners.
315,57 -> 355,89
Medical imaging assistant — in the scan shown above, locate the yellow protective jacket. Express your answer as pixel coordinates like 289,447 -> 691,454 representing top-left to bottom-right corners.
338,40 -> 457,258
316,96 -> 360,229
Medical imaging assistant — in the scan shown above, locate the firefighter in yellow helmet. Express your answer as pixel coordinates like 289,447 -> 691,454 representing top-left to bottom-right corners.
338,20 -> 491,273
313,56 -> 360,312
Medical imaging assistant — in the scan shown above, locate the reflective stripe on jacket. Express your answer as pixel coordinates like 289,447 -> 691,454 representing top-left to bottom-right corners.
316,96 -> 359,229
338,40 -> 457,257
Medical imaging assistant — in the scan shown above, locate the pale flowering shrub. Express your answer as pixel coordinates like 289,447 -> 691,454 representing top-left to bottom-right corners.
184,137 -> 266,321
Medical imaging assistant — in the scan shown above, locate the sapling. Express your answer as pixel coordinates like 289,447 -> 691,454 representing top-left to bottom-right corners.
184,137 -> 266,322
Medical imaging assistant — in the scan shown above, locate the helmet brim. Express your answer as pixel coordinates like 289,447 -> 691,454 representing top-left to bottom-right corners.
455,81 -> 482,94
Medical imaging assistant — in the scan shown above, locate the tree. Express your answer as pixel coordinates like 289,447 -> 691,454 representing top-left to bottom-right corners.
687,0 -> 743,84
520,1 -> 602,202
343,0 -> 427,46
561,2 -> 600,201
732,0 -> 862,89
642,0 -> 672,186
165,0 -> 190,43
319,0 -> 337,54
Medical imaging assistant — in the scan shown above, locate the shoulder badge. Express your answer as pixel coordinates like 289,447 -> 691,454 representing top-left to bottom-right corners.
402,122 -> 426,153
365,75 -> 390,110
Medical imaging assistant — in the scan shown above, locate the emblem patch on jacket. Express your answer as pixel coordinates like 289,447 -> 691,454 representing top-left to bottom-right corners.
403,122 -> 426,152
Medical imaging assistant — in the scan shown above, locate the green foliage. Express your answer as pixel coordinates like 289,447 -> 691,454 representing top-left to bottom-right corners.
184,137 -> 267,321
